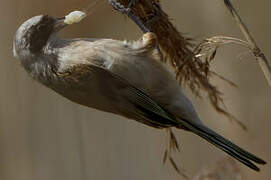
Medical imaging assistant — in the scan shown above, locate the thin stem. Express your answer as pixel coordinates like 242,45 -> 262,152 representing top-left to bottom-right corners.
109,0 -> 150,32
223,0 -> 271,87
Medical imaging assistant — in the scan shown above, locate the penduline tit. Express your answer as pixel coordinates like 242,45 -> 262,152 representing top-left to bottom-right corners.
13,11 -> 266,171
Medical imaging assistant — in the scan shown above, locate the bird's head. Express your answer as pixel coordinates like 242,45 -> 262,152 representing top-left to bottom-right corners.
13,11 -> 86,79
13,15 -> 64,59
13,11 -> 86,82
13,11 -> 86,59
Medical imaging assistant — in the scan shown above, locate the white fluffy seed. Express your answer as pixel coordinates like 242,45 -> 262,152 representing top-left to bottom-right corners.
64,11 -> 86,25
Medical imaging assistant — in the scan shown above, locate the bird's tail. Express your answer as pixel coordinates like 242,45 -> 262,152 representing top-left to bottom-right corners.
178,118 -> 266,171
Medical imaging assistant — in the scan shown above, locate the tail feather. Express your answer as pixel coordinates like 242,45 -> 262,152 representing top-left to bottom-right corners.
179,118 -> 266,171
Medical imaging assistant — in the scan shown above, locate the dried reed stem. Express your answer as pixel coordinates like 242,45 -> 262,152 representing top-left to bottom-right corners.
223,0 -> 271,87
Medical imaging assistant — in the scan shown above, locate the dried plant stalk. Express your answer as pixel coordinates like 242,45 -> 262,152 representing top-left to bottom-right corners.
163,128 -> 189,179
195,36 -> 251,59
109,0 -> 236,123
223,0 -> 271,87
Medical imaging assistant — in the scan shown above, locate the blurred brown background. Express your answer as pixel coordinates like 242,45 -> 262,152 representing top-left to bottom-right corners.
0,0 -> 270,179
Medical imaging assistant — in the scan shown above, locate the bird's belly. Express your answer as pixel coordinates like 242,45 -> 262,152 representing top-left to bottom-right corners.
52,70 -> 121,115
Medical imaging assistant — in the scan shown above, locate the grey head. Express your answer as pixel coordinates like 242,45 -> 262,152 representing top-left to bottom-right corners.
13,15 -> 67,82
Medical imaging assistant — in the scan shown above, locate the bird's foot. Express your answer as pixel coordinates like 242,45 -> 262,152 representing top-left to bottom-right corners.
141,32 -> 164,61
142,32 -> 157,47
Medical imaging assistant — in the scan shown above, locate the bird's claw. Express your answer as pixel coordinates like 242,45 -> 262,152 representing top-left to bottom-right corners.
142,32 -> 157,47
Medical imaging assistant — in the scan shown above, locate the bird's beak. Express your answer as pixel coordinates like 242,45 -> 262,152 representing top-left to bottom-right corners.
53,17 -> 67,32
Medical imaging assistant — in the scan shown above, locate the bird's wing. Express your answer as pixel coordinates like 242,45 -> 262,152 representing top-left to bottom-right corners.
90,64 -> 179,128
121,80 -> 179,128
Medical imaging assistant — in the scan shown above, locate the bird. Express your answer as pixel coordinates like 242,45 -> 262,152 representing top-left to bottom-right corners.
13,11 -> 266,171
